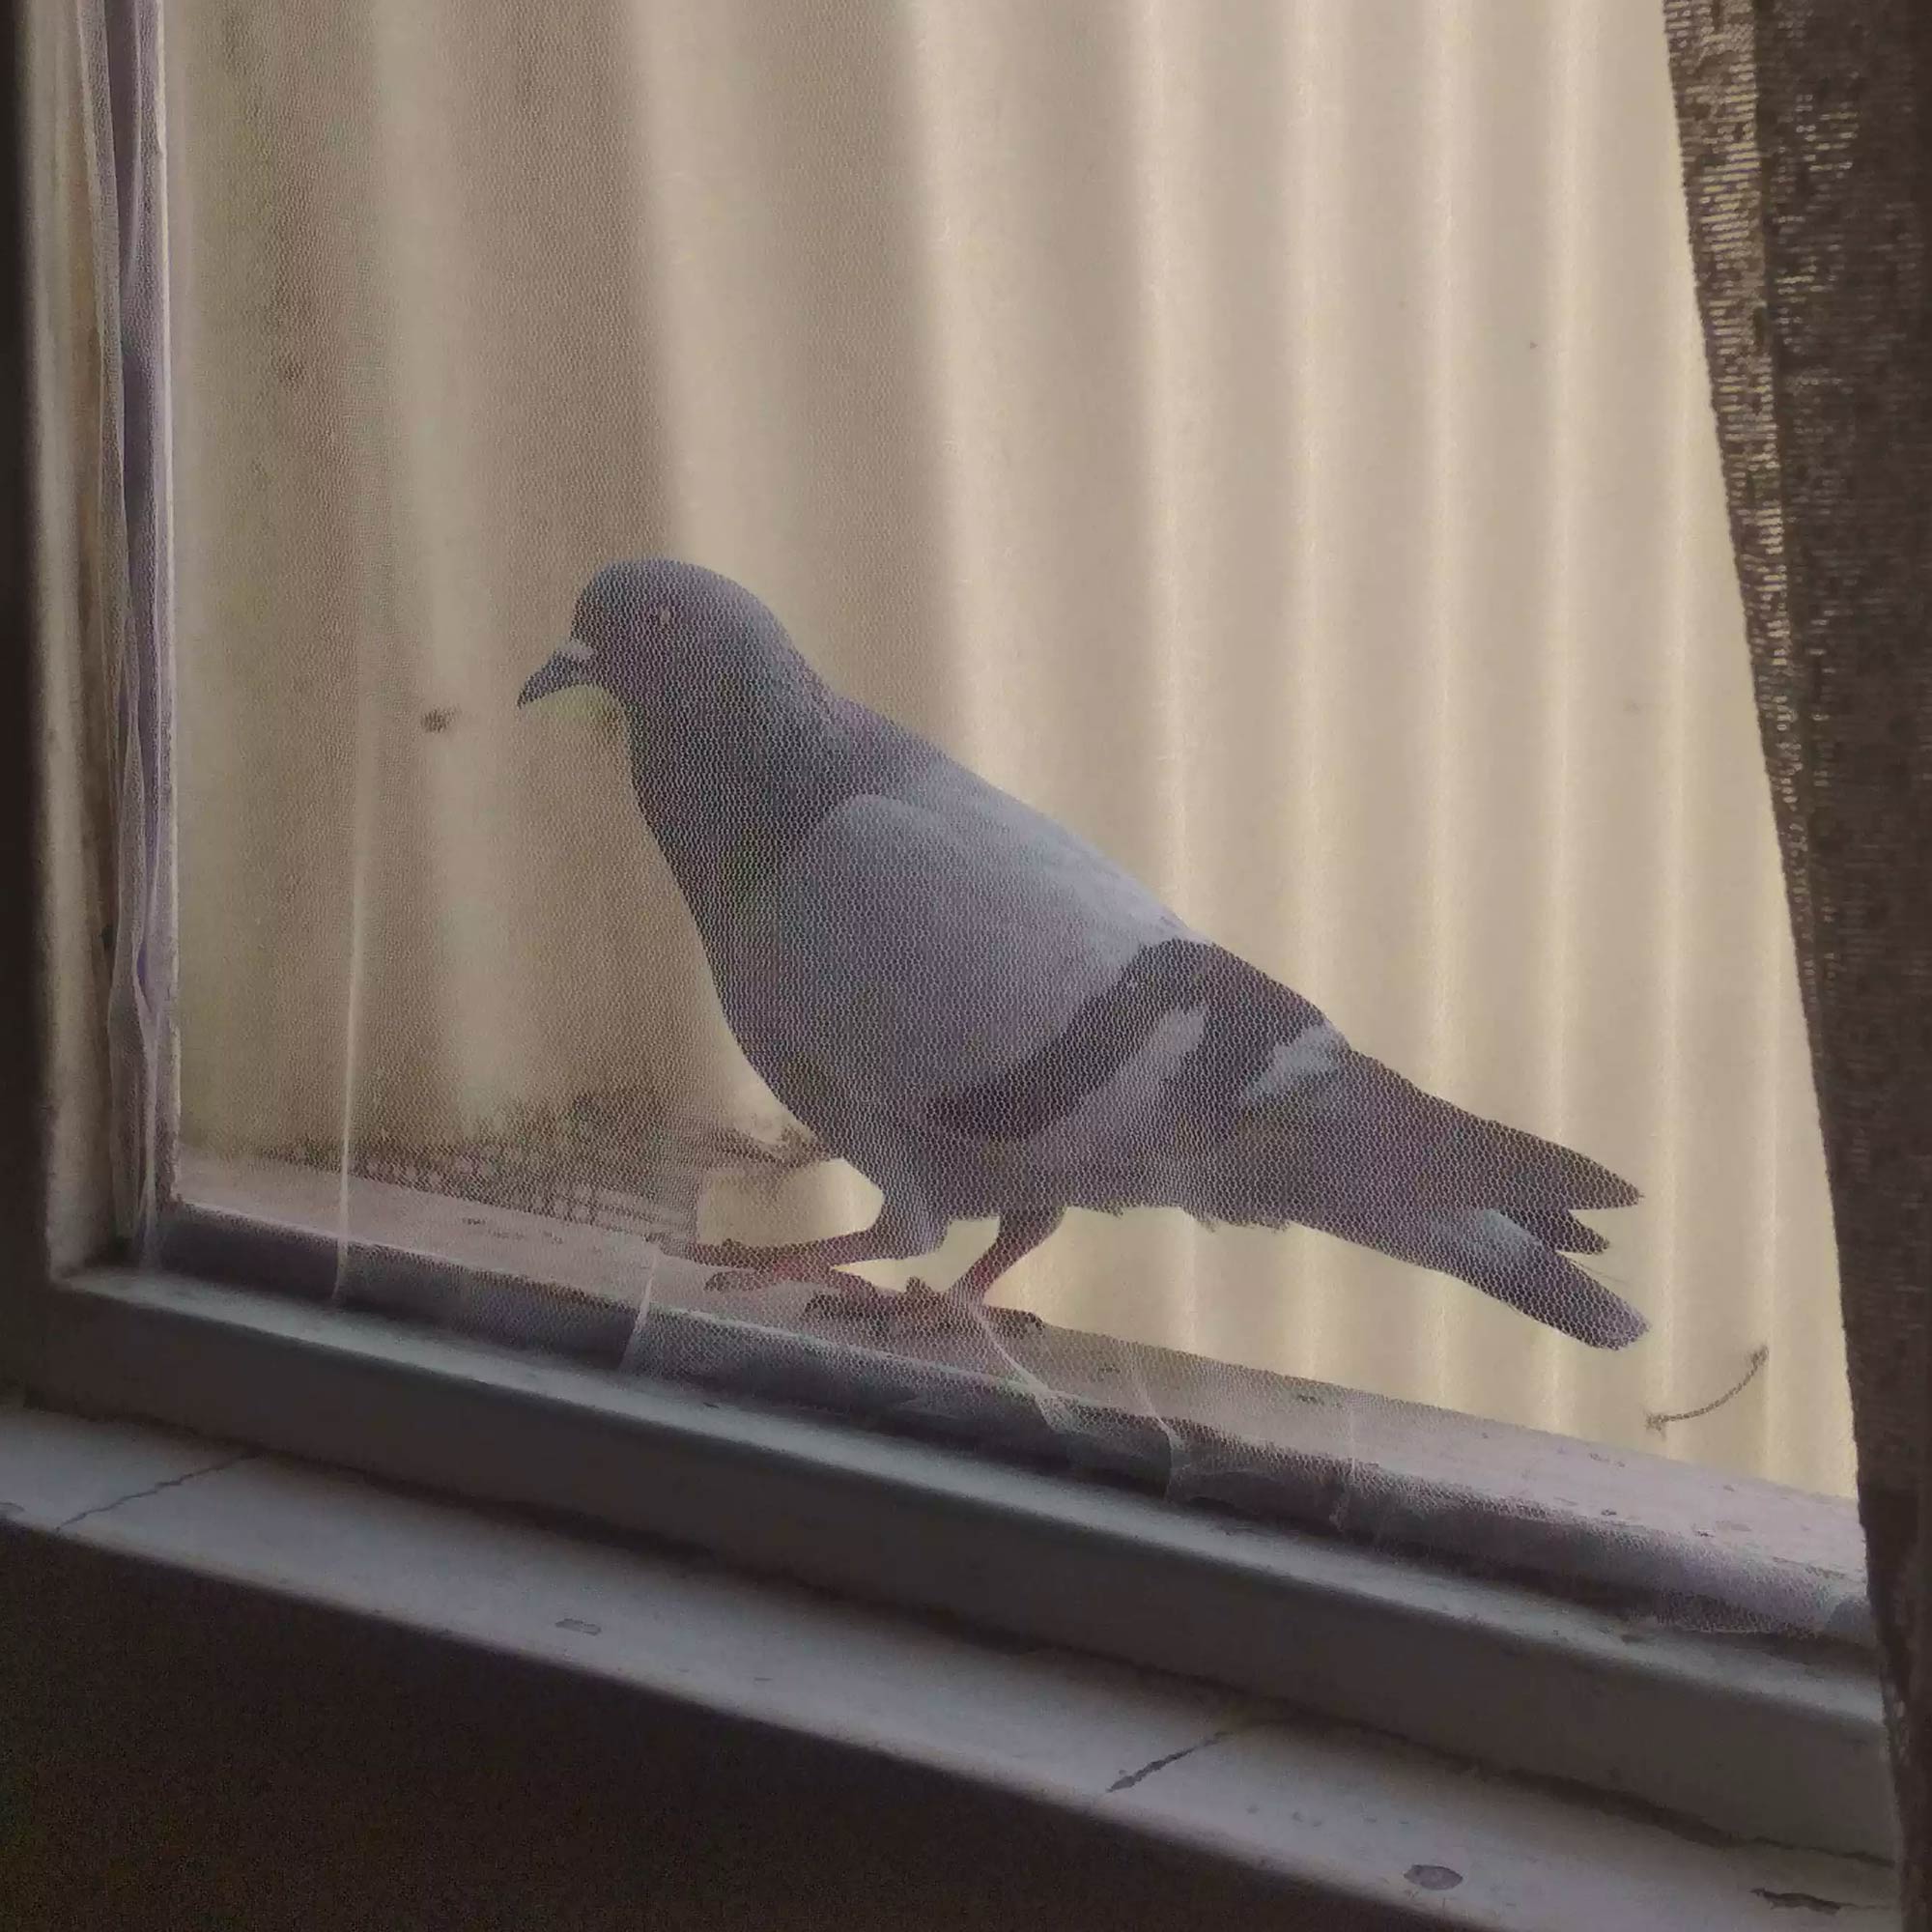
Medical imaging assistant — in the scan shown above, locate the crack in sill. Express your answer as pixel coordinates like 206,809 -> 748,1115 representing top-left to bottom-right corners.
1750,1889 -> 1857,1916
1107,1720 -> 1255,1794
52,1451 -> 257,1533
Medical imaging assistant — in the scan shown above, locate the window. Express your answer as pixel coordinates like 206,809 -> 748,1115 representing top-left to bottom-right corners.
14,0 -> 1889,1878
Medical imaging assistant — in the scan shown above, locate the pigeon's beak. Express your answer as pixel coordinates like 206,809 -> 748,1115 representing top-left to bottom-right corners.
518,637 -> 596,707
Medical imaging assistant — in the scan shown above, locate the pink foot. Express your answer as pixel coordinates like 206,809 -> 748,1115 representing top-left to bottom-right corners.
671,1240 -> 882,1299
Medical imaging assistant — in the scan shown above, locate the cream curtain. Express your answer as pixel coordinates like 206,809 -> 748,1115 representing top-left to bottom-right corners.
164,2 -> 1849,1492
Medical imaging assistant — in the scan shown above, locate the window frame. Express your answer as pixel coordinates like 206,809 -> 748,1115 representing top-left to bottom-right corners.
0,0 -> 56,1374
0,0 -> 1893,1879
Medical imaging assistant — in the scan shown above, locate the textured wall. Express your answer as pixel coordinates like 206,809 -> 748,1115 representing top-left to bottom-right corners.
165,1 -> 1851,1492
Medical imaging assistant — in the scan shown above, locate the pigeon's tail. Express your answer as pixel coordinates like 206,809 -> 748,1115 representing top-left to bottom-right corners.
1213,1045 -> 1646,1348
1344,1206 -> 1648,1348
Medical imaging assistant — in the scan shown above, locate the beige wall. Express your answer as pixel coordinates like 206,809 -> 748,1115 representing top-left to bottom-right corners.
166,2 -> 1852,1493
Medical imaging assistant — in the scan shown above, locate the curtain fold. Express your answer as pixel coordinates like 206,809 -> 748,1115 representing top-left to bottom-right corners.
1663,0 -> 1932,1907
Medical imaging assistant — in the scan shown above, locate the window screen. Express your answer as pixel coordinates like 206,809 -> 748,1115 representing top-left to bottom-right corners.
100,3 -> 1853,1604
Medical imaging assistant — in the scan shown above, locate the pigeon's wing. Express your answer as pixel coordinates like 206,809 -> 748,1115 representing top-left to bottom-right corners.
711,759 -> 1191,1129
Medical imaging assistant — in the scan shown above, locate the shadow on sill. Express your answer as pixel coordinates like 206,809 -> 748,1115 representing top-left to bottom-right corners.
0,1529 -> 1426,1932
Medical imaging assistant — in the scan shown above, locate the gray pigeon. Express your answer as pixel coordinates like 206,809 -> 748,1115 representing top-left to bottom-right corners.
520,558 -> 1644,1347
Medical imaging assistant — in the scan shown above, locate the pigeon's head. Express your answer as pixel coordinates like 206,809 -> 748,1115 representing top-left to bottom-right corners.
519,558 -> 805,724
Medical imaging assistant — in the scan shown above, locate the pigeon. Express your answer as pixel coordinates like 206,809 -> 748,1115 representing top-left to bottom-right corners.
520,558 -> 1644,1347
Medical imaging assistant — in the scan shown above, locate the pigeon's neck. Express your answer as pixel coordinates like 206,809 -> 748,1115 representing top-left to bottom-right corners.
623,682 -> 913,941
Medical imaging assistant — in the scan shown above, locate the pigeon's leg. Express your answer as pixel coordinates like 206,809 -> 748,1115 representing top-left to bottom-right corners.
896,1208 -> 1064,1336
943,1207 -> 1065,1306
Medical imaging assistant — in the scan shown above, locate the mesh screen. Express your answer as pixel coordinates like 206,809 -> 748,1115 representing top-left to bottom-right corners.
70,1 -> 1867,1633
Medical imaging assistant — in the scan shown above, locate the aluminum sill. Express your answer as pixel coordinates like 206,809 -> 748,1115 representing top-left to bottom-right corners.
18,1264 -> 1893,1868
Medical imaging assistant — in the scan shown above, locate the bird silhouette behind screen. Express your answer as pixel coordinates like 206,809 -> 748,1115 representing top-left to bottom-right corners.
520,558 -> 1643,1346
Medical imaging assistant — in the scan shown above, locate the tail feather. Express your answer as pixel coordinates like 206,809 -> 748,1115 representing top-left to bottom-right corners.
1295,1206 -> 1645,1346
1243,1047 -> 1638,1212
1508,1208 -> 1609,1255
1345,1059 -> 1638,1210
1223,1041 -> 1643,1346
1431,1210 -> 1645,1346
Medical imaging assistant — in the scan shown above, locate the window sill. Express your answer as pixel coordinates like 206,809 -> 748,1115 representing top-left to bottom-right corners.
167,1150 -> 1874,1656
0,1401 -> 1897,1930
16,1255 -> 1894,1865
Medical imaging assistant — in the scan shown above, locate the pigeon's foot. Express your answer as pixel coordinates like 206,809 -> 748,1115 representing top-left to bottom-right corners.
798,1280 -> 895,1325
783,1273 -> 1046,1340
674,1239 -> 882,1301
880,1280 -> 1046,1340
